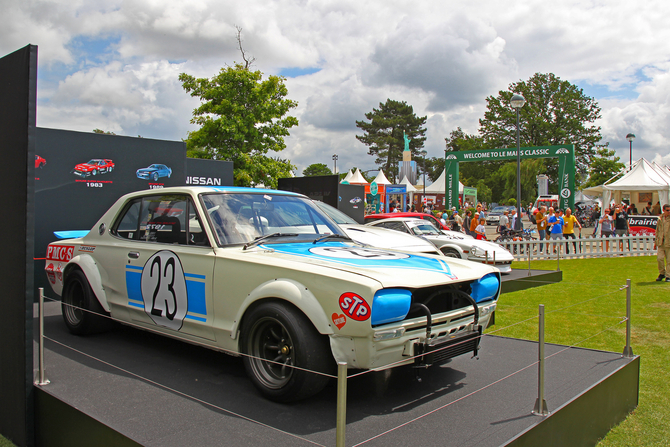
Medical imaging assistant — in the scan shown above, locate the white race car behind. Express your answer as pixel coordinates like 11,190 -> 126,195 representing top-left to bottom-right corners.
367,217 -> 514,274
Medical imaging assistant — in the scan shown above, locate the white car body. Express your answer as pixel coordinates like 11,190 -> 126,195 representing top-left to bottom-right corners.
45,186 -> 501,401
314,201 -> 442,255
367,217 -> 514,274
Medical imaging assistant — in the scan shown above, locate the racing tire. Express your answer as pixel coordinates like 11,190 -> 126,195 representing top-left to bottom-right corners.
441,248 -> 461,258
61,269 -> 113,335
153,172 -> 159,182
240,301 -> 333,402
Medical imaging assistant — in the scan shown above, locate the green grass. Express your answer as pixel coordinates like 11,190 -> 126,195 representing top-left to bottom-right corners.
487,256 -> 669,446
0,435 -> 15,447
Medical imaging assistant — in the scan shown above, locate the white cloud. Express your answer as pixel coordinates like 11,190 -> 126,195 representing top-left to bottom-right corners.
4,0 -> 670,176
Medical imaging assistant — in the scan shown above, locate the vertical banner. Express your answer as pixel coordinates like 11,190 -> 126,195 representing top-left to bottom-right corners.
556,149 -> 576,211
445,156 -> 460,209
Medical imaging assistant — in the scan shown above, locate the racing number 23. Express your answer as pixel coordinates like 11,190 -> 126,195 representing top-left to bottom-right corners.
141,251 -> 188,330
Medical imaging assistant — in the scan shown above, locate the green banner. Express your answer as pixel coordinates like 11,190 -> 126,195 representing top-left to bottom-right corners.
445,145 -> 575,210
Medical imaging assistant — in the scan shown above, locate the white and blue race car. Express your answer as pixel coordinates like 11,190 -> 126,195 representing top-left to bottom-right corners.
45,186 -> 500,401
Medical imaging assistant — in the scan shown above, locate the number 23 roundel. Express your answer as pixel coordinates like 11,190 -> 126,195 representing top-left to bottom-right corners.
140,251 -> 188,331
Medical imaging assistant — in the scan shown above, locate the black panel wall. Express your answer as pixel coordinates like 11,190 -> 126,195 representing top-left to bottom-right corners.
0,44 -> 37,447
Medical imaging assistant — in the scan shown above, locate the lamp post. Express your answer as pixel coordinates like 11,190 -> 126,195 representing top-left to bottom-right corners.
626,133 -> 635,170
332,154 -> 338,174
420,150 -> 427,211
510,94 -> 526,231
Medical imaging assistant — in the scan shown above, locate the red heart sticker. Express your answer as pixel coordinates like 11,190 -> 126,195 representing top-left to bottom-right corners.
332,313 -> 346,330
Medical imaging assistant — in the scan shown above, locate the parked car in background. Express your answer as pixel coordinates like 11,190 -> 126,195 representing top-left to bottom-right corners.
73,159 -> 115,177
136,164 -> 172,182
367,217 -> 514,274
45,186 -> 501,402
365,212 -> 452,232
486,206 -> 516,226
315,201 -> 442,256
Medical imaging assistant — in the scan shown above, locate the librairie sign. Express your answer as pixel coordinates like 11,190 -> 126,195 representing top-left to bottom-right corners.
444,145 -> 575,211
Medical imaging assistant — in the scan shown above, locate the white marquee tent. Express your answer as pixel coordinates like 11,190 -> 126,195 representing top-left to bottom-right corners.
582,158 -> 670,209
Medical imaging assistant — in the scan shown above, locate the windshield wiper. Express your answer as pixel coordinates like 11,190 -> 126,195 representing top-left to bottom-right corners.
243,233 -> 299,250
312,233 -> 353,244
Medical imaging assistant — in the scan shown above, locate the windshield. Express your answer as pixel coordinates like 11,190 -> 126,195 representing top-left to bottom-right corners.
492,207 -> 506,213
409,223 -> 441,235
314,201 -> 357,224
201,193 -> 345,246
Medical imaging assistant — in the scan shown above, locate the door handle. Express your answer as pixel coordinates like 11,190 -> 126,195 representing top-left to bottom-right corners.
128,252 -> 140,259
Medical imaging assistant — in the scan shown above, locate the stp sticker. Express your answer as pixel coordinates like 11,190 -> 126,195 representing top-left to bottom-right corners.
339,292 -> 371,321
46,245 -> 74,262
332,313 -> 346,330
140,251 -> 188,331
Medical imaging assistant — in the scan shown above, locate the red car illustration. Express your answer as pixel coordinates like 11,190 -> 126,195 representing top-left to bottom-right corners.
35,155 -> 46,168
73,159 -> 115,177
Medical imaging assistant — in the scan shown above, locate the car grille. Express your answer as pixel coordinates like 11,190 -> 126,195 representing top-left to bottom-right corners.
406,283 -> 474,319
414,329 -> 481,366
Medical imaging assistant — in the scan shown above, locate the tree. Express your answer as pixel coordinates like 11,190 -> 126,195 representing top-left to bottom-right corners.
582,147 -> 625,189
355,99 -> 427,180
478,73 -> 606,177
93,129 -> 116,135
179,32 -> 299,187
302,163 -> 333,177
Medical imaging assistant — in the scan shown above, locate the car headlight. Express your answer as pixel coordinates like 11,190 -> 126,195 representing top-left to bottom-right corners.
371,289 -> 412,326
470,246 -> 486,257
471,273 -> 500,303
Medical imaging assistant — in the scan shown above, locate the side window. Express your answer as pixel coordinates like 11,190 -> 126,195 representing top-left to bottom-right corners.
113,194 -> 210,247
387,221 -> 409,233
115,199 -> 142,240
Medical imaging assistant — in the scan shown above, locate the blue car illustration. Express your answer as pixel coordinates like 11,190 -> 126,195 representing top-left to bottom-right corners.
136,164 -> 172,182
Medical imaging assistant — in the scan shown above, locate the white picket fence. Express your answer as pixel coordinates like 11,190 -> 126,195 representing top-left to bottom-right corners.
494,234 -> 656,261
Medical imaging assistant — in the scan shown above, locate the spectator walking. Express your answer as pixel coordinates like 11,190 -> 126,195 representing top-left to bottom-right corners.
652,201 -> 662,215
562,208 -> 582,254
536,206 -> 548,254
452,210 -> 464,233
613,205 -> 629,251
475,218 -> 487,240
498,210 -> 509,233
655,204 -> 670,281
547,208 -> 564,254
463,211 -> 472,236
599,209 -> 613,252
510,208 -> 519,231
470,212 -> 480,237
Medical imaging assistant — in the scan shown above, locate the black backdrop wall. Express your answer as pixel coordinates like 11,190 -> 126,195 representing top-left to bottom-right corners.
0,44 -> 36,447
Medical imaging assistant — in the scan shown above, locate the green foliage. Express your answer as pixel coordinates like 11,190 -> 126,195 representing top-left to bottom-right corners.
494,257 -> 670,446
92,129 -> 116,135
179,63 -> 298,187
302,163 -> 333,177
583,147 -> 626,188
479,73 -> 606,177
507,198 -> 517,206
475,179 -> 492,204
356,99 -> 427,180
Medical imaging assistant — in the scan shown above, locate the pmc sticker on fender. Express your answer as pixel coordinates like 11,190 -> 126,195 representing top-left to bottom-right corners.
46,245 -> 74,262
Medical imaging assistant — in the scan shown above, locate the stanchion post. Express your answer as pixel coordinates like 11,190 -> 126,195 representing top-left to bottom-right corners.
37,287 -> 49,385
336,362 -> 347,447
623,279 -> 634,358
532,304 -> 549,416
556,243 -> 560,271
528,239 -> 532,276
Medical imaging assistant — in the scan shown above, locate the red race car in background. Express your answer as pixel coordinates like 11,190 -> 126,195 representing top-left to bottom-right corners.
35,155 -> 46,168
73,159 -> 115,177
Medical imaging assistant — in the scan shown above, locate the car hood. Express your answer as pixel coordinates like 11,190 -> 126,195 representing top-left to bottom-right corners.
137,167 -> 158,173
424,235 -> 514,259
250,241 -> 496,287
74,163 -> 94,170
339,224 -> 439,254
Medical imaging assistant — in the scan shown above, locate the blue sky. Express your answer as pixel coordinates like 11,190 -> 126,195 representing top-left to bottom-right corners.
4,0 -> 670,178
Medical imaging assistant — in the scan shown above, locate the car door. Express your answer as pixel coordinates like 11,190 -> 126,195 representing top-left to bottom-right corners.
104,193 -> 217,341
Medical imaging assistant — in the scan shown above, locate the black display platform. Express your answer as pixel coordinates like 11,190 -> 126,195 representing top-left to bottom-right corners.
33,300 -> 637,447
501,268 -> 562,293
